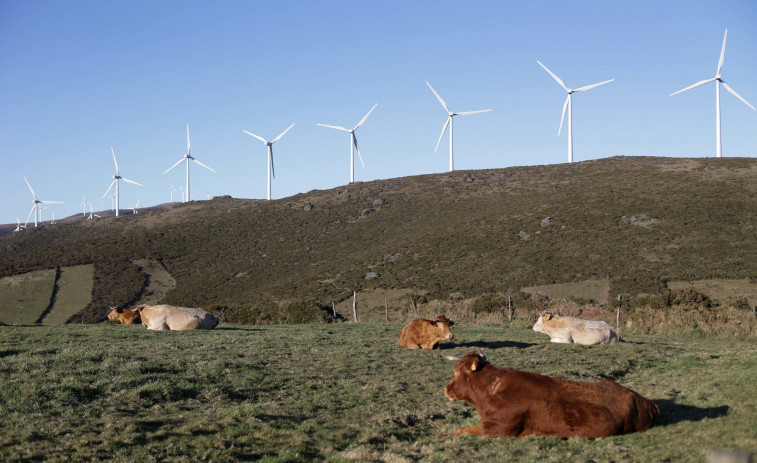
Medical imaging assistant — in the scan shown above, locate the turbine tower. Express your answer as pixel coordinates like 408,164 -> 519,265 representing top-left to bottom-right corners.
537,61 -> 614,163
242,123 -> 295,200
80,195 -> 89,216
169,185 -> 177,202
23,176 -> 63,227
426,82 -> 491,172
318,104 -> 378,183
103,148 -> 142,217
671,29 -> 755,158
164,124 -> 215,202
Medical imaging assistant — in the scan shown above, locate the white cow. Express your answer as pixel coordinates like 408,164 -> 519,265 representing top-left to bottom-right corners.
533,312 -> 620,345
137,305 -> 219,331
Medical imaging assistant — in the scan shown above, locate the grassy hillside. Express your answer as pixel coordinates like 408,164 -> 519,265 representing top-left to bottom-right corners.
0,323 -> 755,461
0,156 -> 755,323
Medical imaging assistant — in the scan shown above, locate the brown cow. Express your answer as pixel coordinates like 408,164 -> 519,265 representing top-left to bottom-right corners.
398,315 -> 454,350
443,352 -> 659,438
106,307 -> 141,324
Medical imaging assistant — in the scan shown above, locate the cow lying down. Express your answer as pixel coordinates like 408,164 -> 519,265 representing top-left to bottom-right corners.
107,307 -> 141,324
533,312 -> 621,345
443,352 -> 659,438
398,315 -> 454,350
136,305 -> 219,331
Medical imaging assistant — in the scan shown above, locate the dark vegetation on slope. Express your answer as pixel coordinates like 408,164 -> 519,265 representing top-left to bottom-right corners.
1,156 -> 755,323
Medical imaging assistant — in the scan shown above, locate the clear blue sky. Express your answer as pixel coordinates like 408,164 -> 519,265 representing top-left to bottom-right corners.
1,0 -> 756,225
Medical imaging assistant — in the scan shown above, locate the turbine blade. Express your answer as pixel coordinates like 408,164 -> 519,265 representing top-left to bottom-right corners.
574,79 -> 614,92
426,82 -> 451,113
434,117 -> 451,152
103,179 -> 117,197
25,205 -> 35,226
317,123 -> 350,132
40,200 -> 64,204
111,147 -> 119,174
271,123 -> 295,143
23,176 -> 37,199
456,109 -> 493,116
164,158 -> 185,174
671,77 -> 716,96
721,81 -> 756,110
270,152 -> 276,179
354,103 -> 378,129
193,158 -> 216,172
537,61 -> 569,91
186,124 -> 191,154
559,96 -> 569,136
242,130 -> 268,144
353,135 -> 365,167
717,29 -> 727,76
122,178 -> 143,186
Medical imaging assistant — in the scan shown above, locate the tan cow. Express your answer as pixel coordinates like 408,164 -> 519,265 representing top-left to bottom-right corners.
107,307 -> 141,324
533,312 -> 621,345
398,315 -> 454,350
137,305 -> 219,331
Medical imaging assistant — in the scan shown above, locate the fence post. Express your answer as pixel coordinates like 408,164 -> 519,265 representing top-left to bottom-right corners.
508,295 -> 513,322
385,294 -> 388,323
352,292 -> 359,323
332,302 -> 336,319
616,295 -> 621,330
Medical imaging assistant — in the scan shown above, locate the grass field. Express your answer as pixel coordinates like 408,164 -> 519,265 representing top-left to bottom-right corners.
1,322 -> 755,462
0,269 -> 56,325
522,280 -> 611,305
41,264 -> 94,325
669,279 -> 757,307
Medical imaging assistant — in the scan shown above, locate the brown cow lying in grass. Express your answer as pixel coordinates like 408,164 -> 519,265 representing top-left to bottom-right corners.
398,315 -> 454,350
442,352 -> 659,438
533,312 -> 621,345
136,305 -> 219,331
107,307 -> 141,324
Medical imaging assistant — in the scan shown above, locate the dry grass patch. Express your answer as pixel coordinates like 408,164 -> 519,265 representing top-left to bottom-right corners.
42,265 -> 94,325
0,269 -> 56,324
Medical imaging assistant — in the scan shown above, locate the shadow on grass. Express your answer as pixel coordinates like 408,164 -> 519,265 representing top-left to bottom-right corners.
655,399 -> 729,426
445,340 -> 536,350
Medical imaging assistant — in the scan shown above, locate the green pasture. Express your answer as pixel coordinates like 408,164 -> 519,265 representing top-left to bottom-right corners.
0,269 -> 56,325
41,264 -> 94,325
1,323 -> 755,462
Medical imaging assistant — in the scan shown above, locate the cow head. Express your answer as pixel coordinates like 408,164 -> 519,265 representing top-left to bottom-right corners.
107,307 -> 123,321
444,352 -> 488,402
106,307 -> 141,324
532,312 -> 554,332
432,315 -> 455,340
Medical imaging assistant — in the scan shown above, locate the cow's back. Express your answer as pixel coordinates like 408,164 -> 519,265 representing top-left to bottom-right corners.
398,319 -> 428,348
140,305 -> 218,331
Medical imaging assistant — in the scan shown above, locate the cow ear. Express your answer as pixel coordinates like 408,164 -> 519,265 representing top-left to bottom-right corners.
546,312 -> 553,320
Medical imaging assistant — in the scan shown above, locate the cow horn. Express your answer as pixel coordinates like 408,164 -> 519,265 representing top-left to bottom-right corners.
475,348 -> 486,361
443,355 -> 466,362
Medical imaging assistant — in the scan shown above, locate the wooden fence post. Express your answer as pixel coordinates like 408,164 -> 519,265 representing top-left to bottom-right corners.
385,294 -> 388,323
508,295 -> 513,322
616,295 -> 621,330
332,302 -> 336,319
352,292 -> 359,323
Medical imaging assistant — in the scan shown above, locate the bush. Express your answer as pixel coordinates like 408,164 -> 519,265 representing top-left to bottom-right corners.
470,293 -> 506,314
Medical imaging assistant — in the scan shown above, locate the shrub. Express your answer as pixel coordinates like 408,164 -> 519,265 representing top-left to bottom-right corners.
470,293 -> 506,314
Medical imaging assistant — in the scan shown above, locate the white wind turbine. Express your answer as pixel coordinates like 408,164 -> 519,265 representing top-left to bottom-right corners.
80,195 -> 89,216
169,185 -> 177,202
537,61 -> 614,163
177,185 -> 185,203
426,82 -> 492,172
103,148 -> 142,217
14,217 -> 27,233
318,104 -> 378,183
132,200 -> 140,214
671,29 -> 755,158
23,176 -> 63,228
87,203 -> 101,220
164,124 -> 215,203
242,123 -> 295,200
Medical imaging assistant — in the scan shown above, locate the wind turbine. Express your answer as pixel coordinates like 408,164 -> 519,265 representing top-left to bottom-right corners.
242,123 -> 295,200
103,148 -> 142,217
318,104 -> 377,183
426,82 -> 492,172
164,124 -> 215,202
87,203 -> 101,220
132,200 -> 140,214
23,176 -> 63,227
671,29 -> 755,158
177,185 -> 185,203
13,218 -> 27,233
169,185 -> 177,202
80,195 -> 89,216
537,61 -> 614,163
